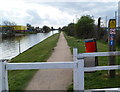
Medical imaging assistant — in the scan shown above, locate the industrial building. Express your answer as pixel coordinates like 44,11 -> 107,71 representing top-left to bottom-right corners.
0,25 -> 27,33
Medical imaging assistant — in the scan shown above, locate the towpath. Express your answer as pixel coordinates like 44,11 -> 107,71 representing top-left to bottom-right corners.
26,32 -> 73,90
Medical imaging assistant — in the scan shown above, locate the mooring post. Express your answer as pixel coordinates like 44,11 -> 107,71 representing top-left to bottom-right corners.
0,60 -> 8,92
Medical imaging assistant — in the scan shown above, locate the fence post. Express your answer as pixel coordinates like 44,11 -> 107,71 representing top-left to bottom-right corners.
77,59 -> 84,91
0,60 -> 8,92
73,48 -> 78,90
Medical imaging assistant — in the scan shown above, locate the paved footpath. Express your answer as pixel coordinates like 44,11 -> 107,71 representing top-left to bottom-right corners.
26,32 -> 73,90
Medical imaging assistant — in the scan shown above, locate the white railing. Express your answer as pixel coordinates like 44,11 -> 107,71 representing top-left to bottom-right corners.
0,48 -> 120,92
73,48 -> 120,91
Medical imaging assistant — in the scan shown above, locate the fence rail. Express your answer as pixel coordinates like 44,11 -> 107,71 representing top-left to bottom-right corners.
0,48 -> 120,92
77,51 -> 120,58
84,65 -> 120,72
6,62 -> 74,70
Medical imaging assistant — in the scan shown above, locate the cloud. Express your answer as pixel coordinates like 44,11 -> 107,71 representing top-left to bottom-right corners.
40,2 -> 117,16
0,0 -> 119,28
25,0 -> 119,2
26,10 -> 44,25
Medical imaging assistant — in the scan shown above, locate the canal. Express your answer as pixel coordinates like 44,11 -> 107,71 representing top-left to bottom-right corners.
0,31 -> 58,59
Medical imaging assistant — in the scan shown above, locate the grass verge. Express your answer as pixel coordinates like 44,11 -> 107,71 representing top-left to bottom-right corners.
64,33 -> 120,90
8,33 -> 60,90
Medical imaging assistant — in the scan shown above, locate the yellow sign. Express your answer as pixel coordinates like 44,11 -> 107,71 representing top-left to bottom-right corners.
109,19 -> 116,28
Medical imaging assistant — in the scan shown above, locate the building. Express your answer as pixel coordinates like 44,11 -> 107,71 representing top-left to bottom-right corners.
0,25 -> 27,33
12,26 -> 27,32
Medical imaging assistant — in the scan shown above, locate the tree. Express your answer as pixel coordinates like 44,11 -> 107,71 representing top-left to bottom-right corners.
62,26 -> 69,34
51,27 -> 54,31
67,23 -> 75,36
26,24 -> 32,28
42,25 -> 50,33
27,24 -> 33,31
2,20 -> 16,34
75,15 -> 95,38
62,23 -> 75,36
35,27 -> 41,32
3,21 -> 16,26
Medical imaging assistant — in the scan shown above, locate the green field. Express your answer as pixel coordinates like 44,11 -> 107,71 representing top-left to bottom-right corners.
8,33 -> 60,90
64,33 -> 120,90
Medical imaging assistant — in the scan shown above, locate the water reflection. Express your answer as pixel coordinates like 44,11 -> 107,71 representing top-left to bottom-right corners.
0,31 -> 58,59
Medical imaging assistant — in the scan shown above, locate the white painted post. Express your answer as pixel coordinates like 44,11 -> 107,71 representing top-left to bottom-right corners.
0,60 -> 8,92
77,59 -> 84,91
4,61 -> 8,91
0,60 -> 4,92
73,48 -> 78,90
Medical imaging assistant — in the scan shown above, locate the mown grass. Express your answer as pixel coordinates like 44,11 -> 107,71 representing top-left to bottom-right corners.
64,33 -> 120,90
8,33 -> 60,90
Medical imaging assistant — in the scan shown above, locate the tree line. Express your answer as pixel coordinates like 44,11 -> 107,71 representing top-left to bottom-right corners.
61,15 -> 120,45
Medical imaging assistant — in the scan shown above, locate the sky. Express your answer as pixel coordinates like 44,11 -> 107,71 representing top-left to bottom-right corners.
0,0 -> 119,28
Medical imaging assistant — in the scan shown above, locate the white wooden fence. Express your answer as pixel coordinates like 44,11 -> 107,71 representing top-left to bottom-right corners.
0,48 -> 120,92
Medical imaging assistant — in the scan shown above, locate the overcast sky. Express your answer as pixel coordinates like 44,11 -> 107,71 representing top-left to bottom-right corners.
0,0 -> 119,28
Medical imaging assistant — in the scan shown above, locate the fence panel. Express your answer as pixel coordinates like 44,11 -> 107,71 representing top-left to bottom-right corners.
0,48 -> 120,92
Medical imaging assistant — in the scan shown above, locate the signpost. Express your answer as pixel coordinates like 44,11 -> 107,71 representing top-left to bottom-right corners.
108,19 -> 116,77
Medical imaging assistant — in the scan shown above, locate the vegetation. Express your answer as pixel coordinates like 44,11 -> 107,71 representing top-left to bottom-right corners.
75,15 -> 95,38
64,33 -> 120,90
42,25 -> 51,33
62,15 -> 95,39
62,15 -> 120,44
27,23 -> 42,33
9,33 -> 60,90
62,15 -> 120,91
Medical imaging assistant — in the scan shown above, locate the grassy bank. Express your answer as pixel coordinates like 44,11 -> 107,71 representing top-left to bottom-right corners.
64,33 -> 120,90
9,33 -> 60,90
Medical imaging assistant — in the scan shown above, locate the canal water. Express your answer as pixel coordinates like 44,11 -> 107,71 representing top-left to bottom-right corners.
0,31 -> 58,59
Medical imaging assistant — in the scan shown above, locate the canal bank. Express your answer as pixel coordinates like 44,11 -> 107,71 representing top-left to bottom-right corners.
8,33 -> 60,90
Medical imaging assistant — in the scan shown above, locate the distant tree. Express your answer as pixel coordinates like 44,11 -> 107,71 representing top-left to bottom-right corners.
27,24 -> 32,28
35,27 -> 41,32
67,23 -> 75,36
42,25 -> 50,33
26,23 -> 36,32
58,27 -> 61,30
3,21 -> 16,26
51,27 -> 54,31
27,23 -> 32,31
62,23 -> 74,36
62,26 -> 68,34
